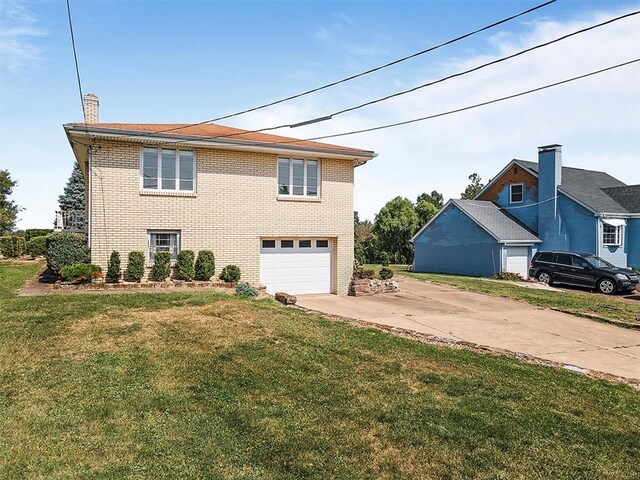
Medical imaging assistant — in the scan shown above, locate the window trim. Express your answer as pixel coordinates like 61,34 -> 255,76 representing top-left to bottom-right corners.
602,223 -> 621,246
147,230 -> 181,264
277,157 -> 321,198
140,147 -> 196,193
509,183 -> 524,204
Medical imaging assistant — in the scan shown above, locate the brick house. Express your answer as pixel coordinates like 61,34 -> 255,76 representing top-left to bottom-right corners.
64,94 -> 376,294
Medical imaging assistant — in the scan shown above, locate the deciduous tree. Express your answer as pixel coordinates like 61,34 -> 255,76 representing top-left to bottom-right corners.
0,170 -> 21,235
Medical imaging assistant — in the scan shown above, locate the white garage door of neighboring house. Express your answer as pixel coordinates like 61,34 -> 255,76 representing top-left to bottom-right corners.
260,238 -> 332,295
505,247 -> 529,279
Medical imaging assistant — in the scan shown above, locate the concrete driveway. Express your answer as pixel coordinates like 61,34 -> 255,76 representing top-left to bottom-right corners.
297,277 -> 640,381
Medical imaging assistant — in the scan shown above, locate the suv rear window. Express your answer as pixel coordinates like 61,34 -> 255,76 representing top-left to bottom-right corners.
536,252 -> 554,262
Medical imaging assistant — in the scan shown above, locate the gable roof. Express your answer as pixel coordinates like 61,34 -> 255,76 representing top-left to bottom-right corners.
64,122 -> 376,162
411,199 -> 541,243
512,159 -> 629,213
602,185 -> 640,213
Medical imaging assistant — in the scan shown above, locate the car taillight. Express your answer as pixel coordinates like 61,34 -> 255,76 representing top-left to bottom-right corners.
529,261 -> 534,268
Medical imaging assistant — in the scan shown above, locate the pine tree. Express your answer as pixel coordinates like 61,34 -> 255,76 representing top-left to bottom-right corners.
58,163 -> 85,212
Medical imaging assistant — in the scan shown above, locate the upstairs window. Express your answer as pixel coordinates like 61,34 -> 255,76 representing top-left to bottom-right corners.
142,147 -> 195,192
602,224 -> 621,246
510,183 -> 523,203
278,158 -> 319,197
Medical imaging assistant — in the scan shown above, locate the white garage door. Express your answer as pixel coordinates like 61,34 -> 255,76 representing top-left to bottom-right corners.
260,238 -> 332,294
505,246 -> 529,279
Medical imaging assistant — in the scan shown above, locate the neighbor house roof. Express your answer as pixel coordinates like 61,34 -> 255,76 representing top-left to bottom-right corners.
412,199 -> 541,243
602,185 -> 640,214
513,160 -> 631,214
64,122 -> 376,161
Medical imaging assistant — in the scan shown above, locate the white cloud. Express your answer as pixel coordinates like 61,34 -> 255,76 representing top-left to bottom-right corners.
235,5 -> 640,221
0,0 -> 46,71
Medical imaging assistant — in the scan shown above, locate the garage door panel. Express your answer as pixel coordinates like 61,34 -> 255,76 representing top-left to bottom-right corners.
506,247 -> 529,279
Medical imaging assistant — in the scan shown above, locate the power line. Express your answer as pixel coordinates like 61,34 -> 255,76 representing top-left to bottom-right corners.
66,0 -> 85,121
133,0 -> 558,137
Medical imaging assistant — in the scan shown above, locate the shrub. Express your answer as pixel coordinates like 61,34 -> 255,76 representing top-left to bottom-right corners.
195,250 -> 215,281
60,263 -> 102,283
236,282 -> 258,297
126,251 -> 146,282
25,228 -> 53,241
379,267 -> 394,280
0,235 -> 26,258
151,251 -> 172,281
45,233 -> 89,273
493,272 -> 523,281
219,264 -> 241,283
380,252 -> 390,267
106,251 -> 121,283
176,250 -> 195,280
353,266 -> 375,280
26,235 -> 48,257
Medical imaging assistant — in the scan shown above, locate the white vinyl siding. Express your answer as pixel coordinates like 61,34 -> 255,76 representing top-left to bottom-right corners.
142,147 -> 195,192
277,158 -> 320,197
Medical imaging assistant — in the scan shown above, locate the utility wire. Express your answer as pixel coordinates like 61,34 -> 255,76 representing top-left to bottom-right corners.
133,0 -> 557,137
66,0 -> 85,121
106,9 -> 638,145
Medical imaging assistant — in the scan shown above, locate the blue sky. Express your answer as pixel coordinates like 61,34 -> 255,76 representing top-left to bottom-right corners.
1,0 -> 639,228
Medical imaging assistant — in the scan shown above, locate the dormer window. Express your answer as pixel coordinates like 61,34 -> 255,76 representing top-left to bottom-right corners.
510,183 -> 523,203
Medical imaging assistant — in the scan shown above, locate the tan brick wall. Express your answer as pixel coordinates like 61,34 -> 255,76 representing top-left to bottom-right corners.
88,140 -> 355,294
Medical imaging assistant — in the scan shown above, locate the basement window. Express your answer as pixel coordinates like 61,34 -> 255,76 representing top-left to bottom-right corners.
510,184 -> 523,203
142,147 -> 195,192
148,231 -> 180,263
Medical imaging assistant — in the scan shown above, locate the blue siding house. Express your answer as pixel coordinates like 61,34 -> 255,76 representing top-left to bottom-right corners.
412,145 -> 640,278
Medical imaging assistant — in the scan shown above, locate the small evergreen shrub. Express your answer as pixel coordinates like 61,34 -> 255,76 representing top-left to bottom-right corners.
45,233 -> 89,273
379,267 -> 394,280
176,250 -> 195,280
195,250 -> 215,281
380,252 -> 390,267
106,251 -> 121,283
151,251 -> 172,281
0,235 -> 26,258
25,228 -> 53,241
126,251 -> 146,282
26,235 -> 48,257
219,264 -> 241,283
353,266 -> 375,279
60,263 -> 102,283
236,282 -> 258,297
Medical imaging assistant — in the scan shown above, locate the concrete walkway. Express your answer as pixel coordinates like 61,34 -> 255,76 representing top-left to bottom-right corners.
296,277 -> 640,381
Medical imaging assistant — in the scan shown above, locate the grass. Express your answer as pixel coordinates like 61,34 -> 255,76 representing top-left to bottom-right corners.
367,264 -> 640,324
1,260 -> 639,479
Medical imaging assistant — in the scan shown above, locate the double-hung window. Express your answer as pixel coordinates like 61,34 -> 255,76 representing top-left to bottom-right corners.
602,224 -> 621,246
510,183 -> 523,203
142,147 -> 195,192
277,158 -> 319,197
148,231 -> 180,262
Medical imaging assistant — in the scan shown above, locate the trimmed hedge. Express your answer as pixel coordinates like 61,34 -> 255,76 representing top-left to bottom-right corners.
0,235 -> 26,258
25,228 -> 53,241
45,233 -> 90,273
26,235 -> 48,257
219,264 -> 241,283
236,282 -> 258,297
126,251 -> 146,282
106,251 -> 121,283
195,250 -> 215,281
60,263 -> 102,283
176,250 -> 195,280
151,251 -> 172,281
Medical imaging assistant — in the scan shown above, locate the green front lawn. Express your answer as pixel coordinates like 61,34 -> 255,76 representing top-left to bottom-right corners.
369,265 -> 640,325
1,261 -> 639,479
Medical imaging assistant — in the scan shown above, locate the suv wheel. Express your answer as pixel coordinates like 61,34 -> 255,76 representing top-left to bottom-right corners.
597,278 -> 616,295
537,271 -> 553,285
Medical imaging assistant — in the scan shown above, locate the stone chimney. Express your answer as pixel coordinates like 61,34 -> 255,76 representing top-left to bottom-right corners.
537,144 -> 565,249
83,93 -> 99,123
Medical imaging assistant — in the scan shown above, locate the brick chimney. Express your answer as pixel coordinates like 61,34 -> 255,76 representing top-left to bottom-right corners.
537,144 -> 565,249
83,93 -> 99,123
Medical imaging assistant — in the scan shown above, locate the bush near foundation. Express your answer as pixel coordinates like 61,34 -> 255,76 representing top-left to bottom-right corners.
126,251 -> 146,282
60,263 -> 102,283
236,282 -> 258,297
176,250 -> 195,280
45,233 -> 89,273
220,265 -> 241,283
106,251 -> 121,283
151,252 -> 172,281
195,250 -> 215,281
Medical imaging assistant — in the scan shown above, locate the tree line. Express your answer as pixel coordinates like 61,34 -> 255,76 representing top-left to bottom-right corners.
355,173 -> 483,265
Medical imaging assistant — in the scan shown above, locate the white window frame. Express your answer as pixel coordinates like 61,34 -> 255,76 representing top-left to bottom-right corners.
510,183 -> 524,204
147,230 -> 181,263
602,223 -> 621,246
141,147 -> 196,192
277,157 -> 320,197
